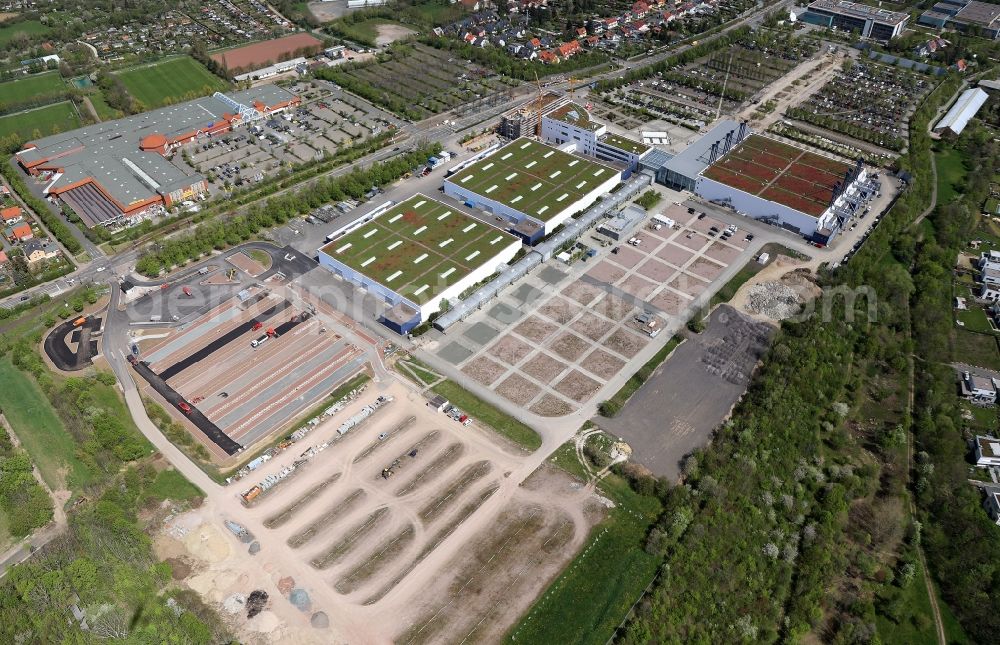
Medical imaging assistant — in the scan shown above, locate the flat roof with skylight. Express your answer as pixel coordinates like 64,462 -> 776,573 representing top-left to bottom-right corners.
317,195 -> 520,327
444,138 -> 618,226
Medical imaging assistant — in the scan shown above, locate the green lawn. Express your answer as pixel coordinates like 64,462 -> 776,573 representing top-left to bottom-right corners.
89,92 -> 122,121
548,440 -> 589,482
504,474 -> 662,645
430,380 -> 542,451
147,468 -> 203,502
0,71 -> 65,103
956,307 -> 993,333
0,101 -> 80,142
0,358 -> 96,491
114,56 -> 229,109
935,146 -> 967,206
951,327 -> 1000,370
876,557 -> 969,645
0,20 -> 49,47
0,510 -> 12,553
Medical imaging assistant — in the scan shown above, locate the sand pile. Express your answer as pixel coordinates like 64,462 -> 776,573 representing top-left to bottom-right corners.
277,576 -> 295,594
183,523 -> 232,563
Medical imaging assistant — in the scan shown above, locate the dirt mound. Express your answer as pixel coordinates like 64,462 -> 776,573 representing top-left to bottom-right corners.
165,557 -> 191,580
745,281 -> 803,320
183,523 -> 232,563
247,590 -> 269,618
277,576 -> 295,594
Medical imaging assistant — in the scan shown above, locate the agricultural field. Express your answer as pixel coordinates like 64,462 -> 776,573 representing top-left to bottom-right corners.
113,56 -> 230,109
0,71 -> 65,108
0,101 -> 81,142
0,19 -> 48,47
702,134 -> 853,217
317,42 -> 519,120
786,61 -> 936,152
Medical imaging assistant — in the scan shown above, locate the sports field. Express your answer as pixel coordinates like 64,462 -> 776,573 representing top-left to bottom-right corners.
114,56 -> 229,109
447,138 -> 617,222
0,19 -> 48,47
0,71 -> 64,105
0,101 -> 80,142
320,195 -> 519,304
702,134 -> 851,217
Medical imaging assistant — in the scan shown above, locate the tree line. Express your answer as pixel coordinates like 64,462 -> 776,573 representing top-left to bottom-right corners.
0,423 -> 53,538
135,144 -> 439,276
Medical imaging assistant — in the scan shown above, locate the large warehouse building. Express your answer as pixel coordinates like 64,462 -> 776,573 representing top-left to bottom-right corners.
695,134 -> 866,242
801,0 -> 909,40
15,85 -> 300,228
443,138 -> 621,244
919,0 -> 1000,39
317,195 -> 521,334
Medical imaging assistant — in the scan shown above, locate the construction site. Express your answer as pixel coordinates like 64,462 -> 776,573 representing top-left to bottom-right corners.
154,379 -> 602,643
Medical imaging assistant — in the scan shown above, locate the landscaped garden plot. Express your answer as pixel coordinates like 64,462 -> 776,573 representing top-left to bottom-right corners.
114,56 -> 229,109
317,43 -> 519,120
702,134 -> 852,217
785,60 -> 936,152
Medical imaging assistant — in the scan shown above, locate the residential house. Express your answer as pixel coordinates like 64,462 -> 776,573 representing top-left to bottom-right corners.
963,374 -> 998,404
984,489 -> 1000,525
632,0 -> 649,18
558,40 -> 581,58
539,49 -> 559,63
0,250 -> 7,265
4,222 -> 32,242
22,238 -> 59,264
1,206 -> 23,224
975,435 -> 1000,466
576,27 -> 588,39
979,252 -> 1000,300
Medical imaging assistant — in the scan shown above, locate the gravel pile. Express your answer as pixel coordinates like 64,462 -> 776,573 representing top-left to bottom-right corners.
311,611 -> 330,629
289,588 -> 311,612
745,282 -> 803,320
222,593 -> 246,615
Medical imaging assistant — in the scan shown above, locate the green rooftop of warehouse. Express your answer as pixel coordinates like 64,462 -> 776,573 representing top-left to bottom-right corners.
319,195 -> 518,304
601,132 -> 649,154
547,102 -> 601,131
446,138 -> 617,222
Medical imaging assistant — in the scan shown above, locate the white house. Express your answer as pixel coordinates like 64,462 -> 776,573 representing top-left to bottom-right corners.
964,375 -> 998,404
984,490 -> 1000,526
975,435 -> 1000,467
979,254 -> 1000,300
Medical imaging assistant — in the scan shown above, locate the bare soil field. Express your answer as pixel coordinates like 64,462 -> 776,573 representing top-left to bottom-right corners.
156,380 -> 602,643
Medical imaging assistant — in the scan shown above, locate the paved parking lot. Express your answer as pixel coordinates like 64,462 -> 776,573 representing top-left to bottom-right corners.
427,204 -> 757,416
596,304 -> 773,479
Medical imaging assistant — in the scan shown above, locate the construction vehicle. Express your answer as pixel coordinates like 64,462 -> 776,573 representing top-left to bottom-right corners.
251,335 -> 269,348
72,316 -> 86,327
127,354 -> 138,365
252,321 -> 263,331
266,327 -> 277,337
182,286 -> 193,297
241,486 -> 263,503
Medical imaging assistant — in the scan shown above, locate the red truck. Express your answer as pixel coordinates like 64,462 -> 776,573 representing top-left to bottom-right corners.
178,401 -> 192,414
182,286 -> 193,297
252,321 -> 263,331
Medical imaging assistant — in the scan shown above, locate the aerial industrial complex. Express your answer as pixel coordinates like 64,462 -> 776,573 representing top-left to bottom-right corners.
15,85 -> 301,227
317,195 -> 521,333
540,102 -> 651,173
443,137 -> 621,243
801,0 -> 910,40
695,134 -> 865,241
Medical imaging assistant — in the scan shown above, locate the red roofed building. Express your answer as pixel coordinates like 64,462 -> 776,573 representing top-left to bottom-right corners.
0,250 -> 7,265
539,50 -> 559,63
558,40 -> 581,58
6,223 -> 33,242
1,206 -> 23,223
632,1 -> 649,17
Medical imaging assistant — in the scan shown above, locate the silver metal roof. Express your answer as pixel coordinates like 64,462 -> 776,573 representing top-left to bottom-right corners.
935,87 -> 988,135
660,120 -> 743,180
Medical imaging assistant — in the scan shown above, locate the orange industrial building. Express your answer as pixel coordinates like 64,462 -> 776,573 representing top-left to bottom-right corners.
15,85 -> 300,227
